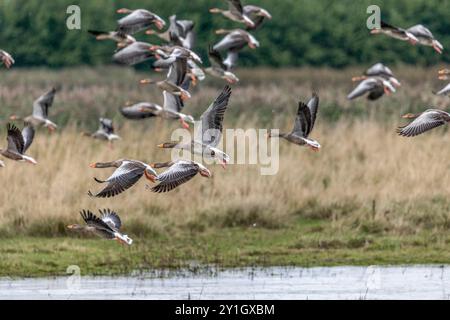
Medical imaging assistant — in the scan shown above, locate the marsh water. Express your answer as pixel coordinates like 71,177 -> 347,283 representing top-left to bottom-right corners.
1,265 -> 450,299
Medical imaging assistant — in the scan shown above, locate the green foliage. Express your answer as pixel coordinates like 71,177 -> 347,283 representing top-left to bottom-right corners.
0,0 -> 448,68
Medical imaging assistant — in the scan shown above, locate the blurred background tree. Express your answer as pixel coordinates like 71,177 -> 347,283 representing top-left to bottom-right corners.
0,0 -> 448,68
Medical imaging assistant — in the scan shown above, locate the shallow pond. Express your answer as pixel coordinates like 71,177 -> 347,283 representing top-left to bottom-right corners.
1,265 -> 450,299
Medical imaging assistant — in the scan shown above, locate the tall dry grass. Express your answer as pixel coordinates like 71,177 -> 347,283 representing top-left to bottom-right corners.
0,66 -> 449,237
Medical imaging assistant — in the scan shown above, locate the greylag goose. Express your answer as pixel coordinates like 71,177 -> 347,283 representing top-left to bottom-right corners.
213,29 -> 260,51
205,46 -> 240,84
0,50 -> 15,68
243,5 -> 272,30
112,41 -> 154,66
88,159 -> 157,198
140,47 -> 195,101
210,0 -> 256,28
438,68 -> 450,80
0,123 -> 36,165
157,85 -> 232,168
10,87 -> 58,131
347,76 -> 396,100
146,15 -> 196,50
67,209 -> 133,245
148,160 -> 211,193
406,24 -> 443,54
117,8 -> 166,33
370,20 -> 418,44
268,93 -> 321,151
120,102 -> 161,120
141,91 -> 194,129
83,118 -> 121,143
88,30 -> 136,48
397,109 -> 450,137
352,63 -> 401,87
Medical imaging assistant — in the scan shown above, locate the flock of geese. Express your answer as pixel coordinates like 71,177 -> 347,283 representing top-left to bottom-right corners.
0,1 -> 449,245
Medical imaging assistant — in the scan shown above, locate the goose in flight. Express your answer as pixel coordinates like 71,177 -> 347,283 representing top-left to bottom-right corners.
141,91 -> 194,129
397,109 -> 450,137
67,209 -> 133,245
157,85 -> 232,168
243,5 -> 272,31
140,48 -> 195,101
0,123 -> 36,165
116,8 -> 165,34
120,102 -> 161,120
88,30 -> 136,48
347,76 -> 396,100
88,159 -> 157,198
0,50 -> 14,68
205,46 -> 240,84
370,20 -> 418,44
83,117 -> 121,145
112,41 -> 155,66
148,160 -> 211,193
146,15 -> 196,50
210,0 -> 256,28
10,87 -> 58,131
351,63 -> 401,87
438,68 -> 449,80
213,29 -> 260,51
268,93 -> 321,151
406,24 -> 443,54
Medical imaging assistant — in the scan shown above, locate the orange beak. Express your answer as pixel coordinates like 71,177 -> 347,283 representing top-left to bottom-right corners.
89,163 -> 97,168
154,20 -> 164,30
180,118 -> 190,129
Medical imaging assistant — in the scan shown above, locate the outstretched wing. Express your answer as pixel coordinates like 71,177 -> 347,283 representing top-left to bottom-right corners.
151,161 -> 199,193
32,87 -> 57,119
397,110 -> 447,137
291,102 -> 311,138
228,0 -> 244,15
347,78 -> 378,100
80,209 -> 114,232
306,93 -> 319,135
198,85 -> 232,147
208,46 -> 226,70
88,161 -> 146,198
100,118 -> 114,134
6,123 -> 25,154
99,208 -> 122,230
22,123 -> 35,153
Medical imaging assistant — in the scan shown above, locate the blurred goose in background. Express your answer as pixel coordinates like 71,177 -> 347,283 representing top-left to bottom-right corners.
213,29 -> 259,70
347,76 -> 396,100
120,102 -> 161,120
268,93 -> 321,151
351,62 -> 401,87
67,209 -> 133,245
83,117 -> 121,143
158,85 -> 232,168
0,123 -> 36,165
148,160 -> 211,193
0,50 -> 14,68
438,68 -> 449,81
205,46 -> 240,84
146,15 -> 196,50
116,8 -> 166,33
10,87 -> 58,131
88,30 -> 136,48
213,28 -> 260,51
210,0 -> 256,28
243,5 -> 272,30
406,24 -> 443,54
140,47 -> 195,100
397,109 -> 450,137
112,41 -> 155,66
435,83 -> 450,96
140,91 -> 194,129
88,159 -> 158,198
370,20 -> 418,44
